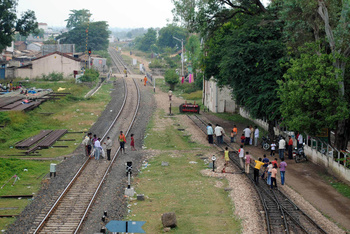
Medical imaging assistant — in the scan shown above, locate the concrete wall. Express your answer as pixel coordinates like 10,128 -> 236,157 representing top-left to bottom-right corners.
15,53 -> 81,79
203,78 -> 236,113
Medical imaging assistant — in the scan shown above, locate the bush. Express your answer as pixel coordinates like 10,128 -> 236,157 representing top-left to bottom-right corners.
42,72 -> 64,81
149,59 -> 165,68
80,68 -> 99,82
164,69 -> 179,90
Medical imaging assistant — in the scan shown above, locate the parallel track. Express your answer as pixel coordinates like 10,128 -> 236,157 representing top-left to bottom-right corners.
32,71 -> 141,233
186,114 -> 327,234
108,47 -> 133,75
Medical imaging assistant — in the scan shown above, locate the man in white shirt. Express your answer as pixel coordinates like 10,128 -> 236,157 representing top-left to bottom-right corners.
254,126 -> 259,146
215,124 -> 225,144
243,126 -> 251,145
278,137 -> 286,160
238,145 -> 245,169
297,133 -> 303,149
207,123 -> 214,144
94,138 -> 102,160
104,136 -> 112,161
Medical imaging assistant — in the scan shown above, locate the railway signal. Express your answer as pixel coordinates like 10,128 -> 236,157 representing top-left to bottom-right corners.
125,161 -> 134,196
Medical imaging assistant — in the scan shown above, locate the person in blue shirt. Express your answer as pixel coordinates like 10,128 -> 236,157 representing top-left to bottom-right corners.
207,123 -> 213,144
261,154 -> 269,179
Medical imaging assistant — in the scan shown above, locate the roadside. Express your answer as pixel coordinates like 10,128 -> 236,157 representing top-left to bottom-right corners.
203,112 -> 350,232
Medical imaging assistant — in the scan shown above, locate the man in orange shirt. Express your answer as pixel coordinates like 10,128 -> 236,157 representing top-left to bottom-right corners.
118,131 -> 127,154
144,76 -> 148,86
232,125 -> 238,143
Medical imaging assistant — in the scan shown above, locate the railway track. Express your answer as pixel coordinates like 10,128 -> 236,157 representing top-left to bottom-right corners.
108,47 -> 132,75
31,73 -> 140,233
186,114 -> 327,234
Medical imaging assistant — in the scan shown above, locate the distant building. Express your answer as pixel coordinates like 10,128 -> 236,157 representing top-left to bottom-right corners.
38,23 -> 48,32
14,41 -> 27,51
14,51 -> 82,79
203,78 -> 237,113
27,42 -> 44,51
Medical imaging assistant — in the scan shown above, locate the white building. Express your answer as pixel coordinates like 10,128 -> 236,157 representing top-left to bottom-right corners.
15,51 -> 82,79
27,42 -> 43,51
203,77 -> 236,113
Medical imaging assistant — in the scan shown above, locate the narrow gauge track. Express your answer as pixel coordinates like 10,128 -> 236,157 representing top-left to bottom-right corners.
108,47 -> 133,75
32,76 -> 140,233
186,114 -> 327,234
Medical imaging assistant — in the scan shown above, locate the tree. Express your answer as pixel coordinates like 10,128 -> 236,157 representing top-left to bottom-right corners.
58,21 -> 110,52
164,69 -> 180,90
185,34 -> 202,88
0,0 -> 38,51
137,28 -> 157,52
204,11 -> 286,137
65,9 -> 91,30
126,31 -> 133,38
157,24 -> 187,50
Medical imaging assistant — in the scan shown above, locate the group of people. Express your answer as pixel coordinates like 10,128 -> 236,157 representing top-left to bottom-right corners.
240,125 -> 259,146
206,123 -> 225,144
0,81 -> 22,92
82,131 -> 136,160
272,132 -> 303,160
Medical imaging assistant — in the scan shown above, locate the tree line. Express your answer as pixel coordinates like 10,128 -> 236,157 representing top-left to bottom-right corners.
172,0 -> 350,150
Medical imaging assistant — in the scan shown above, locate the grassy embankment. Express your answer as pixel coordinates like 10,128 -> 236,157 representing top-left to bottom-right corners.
0,78 -> 115,230
125,107 -> 241,233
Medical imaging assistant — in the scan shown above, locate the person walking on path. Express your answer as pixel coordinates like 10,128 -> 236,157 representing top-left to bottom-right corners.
124,67 -> 128,77
243,126 -> 251,145
119,131 -> 127,154
238,145 -> 245,169
254,158 -> 265,184
245,152 -> 251,174
267,162 -> 273,185
232,125 -> 238,143
249,125 -> 254,145
104,136 -> 112,161
270,164 -> 278,189
254,126 -> 259,146
215,124 -> 225,144
207,123 -> 214,144
270,141 -> 276,157
224,147 -> 230,167
271,158 -> 279,168
130,134 -> 136,151
288,136 -> 293,159
261,154 -> 269,179
94,138 -> 102,160
278,137 -> 286,160
143,76 -> 148,86
279,158 -> 287,185
168,89 -> 172,101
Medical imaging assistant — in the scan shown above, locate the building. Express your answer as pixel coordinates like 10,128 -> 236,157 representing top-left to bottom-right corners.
27,42 -> 44,51
203,78 -> 237,113
14,41 -> 27,51
38,23 -> 48,32
14,51 -> 82,79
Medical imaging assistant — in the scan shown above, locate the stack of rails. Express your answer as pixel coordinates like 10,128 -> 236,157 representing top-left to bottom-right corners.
0,96 -> 46,112
15,130 -> 53,149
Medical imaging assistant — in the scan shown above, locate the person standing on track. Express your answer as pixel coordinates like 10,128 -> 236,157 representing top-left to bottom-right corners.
254,126 -> 259,146
207,123 -> 214,144
232,125 -> 238,143
104,136 -> 112,161
279,158 -> 287,185
261,154 -> 269,179
238,145 -> 245,169
249,125 -> 254,145
253,158 -> 264,184
124,67 -> 128,77
144,76 -> 148,86
243,126 -> 251,145
266,162 -> 273,185
119,131 -> 127,154
214,124 -> 224,144
94,138 -> 102,160
224,147 -> 230,167
245,151 -> 251,174
270,164 -> 278,189
130,134 -> 136,151
83,133 -> 92,157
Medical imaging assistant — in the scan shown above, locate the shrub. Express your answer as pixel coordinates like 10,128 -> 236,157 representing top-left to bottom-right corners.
80,68 -> 99,82
42,72 -> 64,81
164,69 -> 179,90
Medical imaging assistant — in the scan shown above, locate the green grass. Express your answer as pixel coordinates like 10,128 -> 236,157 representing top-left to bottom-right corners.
0,80 -> 114,157
319,174 -> 350,199
0,158 -> 56,196
127,152 -> 241,233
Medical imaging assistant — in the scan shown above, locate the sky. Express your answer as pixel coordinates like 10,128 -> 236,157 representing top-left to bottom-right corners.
17,0 -> 175,29
17,0 -> 270,29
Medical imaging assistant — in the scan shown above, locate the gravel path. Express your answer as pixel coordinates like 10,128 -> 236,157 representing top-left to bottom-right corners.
5,79 -> 126,234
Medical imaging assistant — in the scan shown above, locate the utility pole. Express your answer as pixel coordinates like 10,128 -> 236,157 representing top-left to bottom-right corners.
173,36 -> 184,78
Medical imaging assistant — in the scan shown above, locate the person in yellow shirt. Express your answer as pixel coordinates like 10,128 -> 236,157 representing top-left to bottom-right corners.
254,158 -> 264,184
224,147 -> 229,166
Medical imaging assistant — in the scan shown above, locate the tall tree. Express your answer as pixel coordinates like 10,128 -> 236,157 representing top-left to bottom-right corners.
58,21 -> 109,52
65,9 -> 91,30
157,24 -> 187,49
0,0 -> 38,51
137,28 -> 157,52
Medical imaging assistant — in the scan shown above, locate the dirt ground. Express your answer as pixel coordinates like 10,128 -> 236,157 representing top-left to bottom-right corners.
203,113 -> 350,232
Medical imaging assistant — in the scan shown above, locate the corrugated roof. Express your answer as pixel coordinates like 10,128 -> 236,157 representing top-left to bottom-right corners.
32,51 -> 81,62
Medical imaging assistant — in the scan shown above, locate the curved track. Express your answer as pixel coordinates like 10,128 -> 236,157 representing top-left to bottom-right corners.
186,114 -> 327,234
32,71 -> 140,233
108,47 -> 133,75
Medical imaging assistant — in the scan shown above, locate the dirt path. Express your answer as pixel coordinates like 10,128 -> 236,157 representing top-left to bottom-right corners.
203,113 -> 350,232
121,51 -> 150,71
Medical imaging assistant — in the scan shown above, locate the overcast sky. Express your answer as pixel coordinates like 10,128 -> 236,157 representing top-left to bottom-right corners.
17,0 -> 175,29
17,0 -> 270,29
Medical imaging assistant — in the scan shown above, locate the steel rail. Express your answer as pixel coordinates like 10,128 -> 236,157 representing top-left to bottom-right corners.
109,48 -> 134,75
33,78 -> 128,234
186,114 -> 327,234
74,78 -> 141,233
